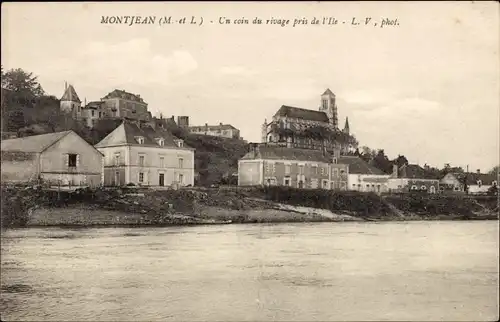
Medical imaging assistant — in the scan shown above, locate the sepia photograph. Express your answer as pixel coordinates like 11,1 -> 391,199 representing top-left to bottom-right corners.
1,1 -> 499,321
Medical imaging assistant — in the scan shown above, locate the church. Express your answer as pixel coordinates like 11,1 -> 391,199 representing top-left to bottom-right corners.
260,89 -> 352,154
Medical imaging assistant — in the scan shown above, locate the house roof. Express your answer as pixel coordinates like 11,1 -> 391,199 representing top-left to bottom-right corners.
241,145 -> 333,163
274,105 -> 330,123
102,89 -> 146,104
450,172 -> 498,185
1,131 -> 72,153
338,156 -> 386,175
322,88 -> 335,96
61,84 -> 81,103
84,101 -> 105,109
399,164 -> 440,180
343,117 -> 350,132
188,124 -> 238,131
95,120 -> 193,149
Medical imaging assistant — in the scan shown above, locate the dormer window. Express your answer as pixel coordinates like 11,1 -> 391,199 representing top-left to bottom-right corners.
175,139 -> 184,148
477,180 -> 482,187
135,136 -> 144,144
156,138 -> 165,146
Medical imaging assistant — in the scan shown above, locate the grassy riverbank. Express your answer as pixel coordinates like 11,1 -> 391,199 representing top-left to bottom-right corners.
1,185 -> 498,228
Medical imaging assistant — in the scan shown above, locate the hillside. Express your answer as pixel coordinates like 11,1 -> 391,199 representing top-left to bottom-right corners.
164,123 -> 249,186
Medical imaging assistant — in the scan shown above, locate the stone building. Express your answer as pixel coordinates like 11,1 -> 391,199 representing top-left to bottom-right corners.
260,89 -> 352,154
1,130 -> 104,188
59,84 -> 152,128
95,120 -> 195,187
238,143 -> 348,190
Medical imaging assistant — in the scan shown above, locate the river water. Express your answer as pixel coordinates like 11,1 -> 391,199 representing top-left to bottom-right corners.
1,221 -> 498,321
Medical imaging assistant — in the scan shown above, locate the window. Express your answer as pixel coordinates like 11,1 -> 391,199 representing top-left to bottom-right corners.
477,180 -> 482,187
493,181 -> 498,186
421,185 -> 427,190
139,172 -> 144,183
159,157 -> 165,168
411,185 -> 418,190
320,167 -> 325,176
176,140 -> 184,148
91,110 -> 95,117
178,158 -> 184,168
178,174 -> 184,184
136,136 -> 144,144
322,99 -> 328,110
139,155 -> 145,167
285,164 -> 291,175
68,154 -> 77,167
333,168 -> 339,177
312,166 -> 318,175
299,165 -> 304,175
114,153 -> 120,166
322,180 -> 329,189
158,138 -> 164,146
99,112 -> 102,118
284,177 -> 291,186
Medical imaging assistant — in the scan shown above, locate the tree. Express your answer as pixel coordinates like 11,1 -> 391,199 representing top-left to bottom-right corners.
489,165 -> 499,175
2,68 -> 45,105
393,155 -> 409,168
372,149 -> 393,174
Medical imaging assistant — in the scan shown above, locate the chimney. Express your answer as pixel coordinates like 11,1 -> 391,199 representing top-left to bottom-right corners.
392,164 -> 398,178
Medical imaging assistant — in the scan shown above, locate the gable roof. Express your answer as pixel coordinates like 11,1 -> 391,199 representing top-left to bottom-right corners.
95,121 -> 193,149
61,84 -> 81,103
322,88 -> 335,96
1,131 -> 72,153
448,172 -> 498,185
399,164 -> 440,180
338,156 -> 386,175
241,144 -> 332,163
102,89 -> 146,104
274,105 -> 330,123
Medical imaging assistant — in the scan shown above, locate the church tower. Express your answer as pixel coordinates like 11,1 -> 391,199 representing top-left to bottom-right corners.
319,88 -> 338,128
60,82 -> 82,116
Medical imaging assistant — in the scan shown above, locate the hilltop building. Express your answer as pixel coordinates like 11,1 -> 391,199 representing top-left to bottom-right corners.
177,116 -> 241,139
59,83 -> 152,128
260,89 -> 352,154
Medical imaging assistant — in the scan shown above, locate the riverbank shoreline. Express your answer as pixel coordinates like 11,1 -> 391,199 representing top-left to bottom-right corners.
1,185 -> 498,229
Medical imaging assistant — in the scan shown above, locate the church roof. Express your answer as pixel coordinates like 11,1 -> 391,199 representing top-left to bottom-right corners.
274,105 -> 330,123
61,84 -> 81,103
343,117 -> 350,131
322,88 -> 335,96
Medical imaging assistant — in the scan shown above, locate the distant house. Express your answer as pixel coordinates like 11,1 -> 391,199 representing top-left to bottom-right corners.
189,122 -> 241,139
238,143 -> 348,190
388,164 -> 440,194
95,120 -> 195,187
441,171 -> 498,194
1,130 -> 104,188
338,156 -> 391,193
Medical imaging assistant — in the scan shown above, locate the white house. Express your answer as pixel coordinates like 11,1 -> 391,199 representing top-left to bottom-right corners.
338,156 -> 391,193
95,120 -> 195,187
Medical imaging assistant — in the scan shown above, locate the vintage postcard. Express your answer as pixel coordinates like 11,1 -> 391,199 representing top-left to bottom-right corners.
1,1 -> 499,321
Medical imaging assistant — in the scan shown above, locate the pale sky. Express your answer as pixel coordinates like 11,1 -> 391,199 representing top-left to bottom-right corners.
2,2 -> 499,172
